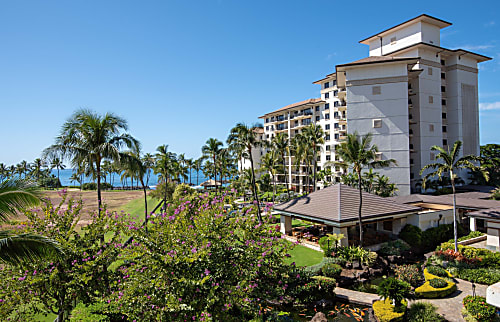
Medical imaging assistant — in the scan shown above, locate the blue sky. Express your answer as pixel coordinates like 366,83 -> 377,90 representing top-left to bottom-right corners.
1,0 -> 499,165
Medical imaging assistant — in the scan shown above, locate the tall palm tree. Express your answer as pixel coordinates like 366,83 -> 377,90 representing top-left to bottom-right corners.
44,109 -> 139,216
154,145 -> 177,211
0,179 -> 62,265
142,153 -> 155,188
336,132 -> 396,246
260,151 -> 280,202
420,141 -> 488,252
201,138 -> 223,194
185,158 -> 193,186
31,158 -> 45,182
49,157 -> 65,188
193,158 -> 203,186
303,124 -> 325,192
271,132 -> 290,198
0,163 -> 8,182
227,123 -> 264,222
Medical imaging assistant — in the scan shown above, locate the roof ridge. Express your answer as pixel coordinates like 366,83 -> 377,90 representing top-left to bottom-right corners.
338,183 -> 342,221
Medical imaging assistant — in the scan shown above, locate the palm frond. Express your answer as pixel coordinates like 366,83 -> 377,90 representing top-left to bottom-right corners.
0,179 -> 42,223
0,231 -> 64,265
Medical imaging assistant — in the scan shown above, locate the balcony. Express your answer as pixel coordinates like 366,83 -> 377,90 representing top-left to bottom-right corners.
276,124 -> 288,131
338,89 -> 346,101
339,119 -> 347,125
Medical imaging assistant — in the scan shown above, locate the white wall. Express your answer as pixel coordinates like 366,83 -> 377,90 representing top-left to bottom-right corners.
406,209 -> 454,231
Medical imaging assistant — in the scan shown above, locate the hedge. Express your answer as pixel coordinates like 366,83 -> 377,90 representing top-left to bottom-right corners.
424,267 -> 453,280
455,268 -> 500,285
415,268 -> 456,298
373,298 -> 407,322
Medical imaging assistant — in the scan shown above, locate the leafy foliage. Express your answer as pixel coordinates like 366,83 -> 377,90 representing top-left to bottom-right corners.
407,302 -> 444,322
376,277 -> 411,308
372,298 -> 407,322
394,264 -> 422,287
320,263 -> 342,279
463,296 -> 497,321
429,278 -> 448,288
426,266 -> 449,278
378,240 -> 410,256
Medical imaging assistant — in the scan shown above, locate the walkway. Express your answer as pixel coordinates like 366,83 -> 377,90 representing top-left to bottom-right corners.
410,278 -> 488,322
335,287 -> 380,306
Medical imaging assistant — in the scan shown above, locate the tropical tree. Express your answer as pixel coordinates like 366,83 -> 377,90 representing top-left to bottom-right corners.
420,140 -> 488,252
271,132 -> 291,198
227,123 -> 264,222
69,172 -> 81,188
260,151 -> 280,202
336,132 -> 396,246
193,157 -> 203,186
185,158 -> 193,186
0,163 -> 8,182
302,124 -> 325,191
31,158 -> 45,182
201,138 -> 223,194
0,179 -> 62,265
142,153 -> 155,188
154,145 -> 177,211
43,109 -> 139,216
49,157 -> 65,188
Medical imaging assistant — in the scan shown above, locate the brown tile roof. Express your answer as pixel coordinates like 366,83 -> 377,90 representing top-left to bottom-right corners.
336,56 -> 419,68
383,42 -> 492,62
313,72 -> 336,84
467,208 -> 500,220
273,184 -> 420,223
259,98 -> 324,118
390,193 -> 500,210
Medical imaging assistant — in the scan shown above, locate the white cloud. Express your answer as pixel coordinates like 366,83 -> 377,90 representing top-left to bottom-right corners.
484,21 -> 496,27
479,101 -> 500,111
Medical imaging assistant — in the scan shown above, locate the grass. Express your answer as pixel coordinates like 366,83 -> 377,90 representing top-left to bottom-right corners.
117,195 -> 159,220
285,244 -> 323,267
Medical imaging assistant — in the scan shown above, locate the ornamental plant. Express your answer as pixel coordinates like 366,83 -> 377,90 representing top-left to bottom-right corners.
376,277 -> 411,309
110,192 -> 296,321
463,295 -> 496,321
429,278 -> 448,289
394,264 -> 422,287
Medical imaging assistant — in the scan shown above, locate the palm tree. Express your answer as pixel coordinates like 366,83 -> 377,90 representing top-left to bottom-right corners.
69,172 -> 81,187
186,158 -> 193,186
420,141 -> 488,252
44,109 -> 139,216
201,138 -> 223,194
49,157 -> 65,188
336,132 -> 396,246
227,123 -> 264,222
142,153 -> 155,188
271,132 -> 291,198
260,151 -> 280,202
0,163 -> 8,182
31,158 -> 45,182
0,179 -> 63,265
303,124 -> 325,192
193,158 -> 203,186
154,145 -> 177,211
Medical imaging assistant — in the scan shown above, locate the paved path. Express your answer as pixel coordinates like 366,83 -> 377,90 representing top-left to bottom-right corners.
409,278 -> 488,322
335,287 -> 380,306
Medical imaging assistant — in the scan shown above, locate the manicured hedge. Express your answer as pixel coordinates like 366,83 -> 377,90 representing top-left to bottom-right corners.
415,268 -> 456,298
372,298 -> 407,322
455,268 -> 500,285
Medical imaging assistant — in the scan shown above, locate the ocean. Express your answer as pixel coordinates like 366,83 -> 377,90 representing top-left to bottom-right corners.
51,168 -> 209,188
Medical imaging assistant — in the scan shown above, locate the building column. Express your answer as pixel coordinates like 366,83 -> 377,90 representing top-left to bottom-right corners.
280,215 -> 292,235
392,218 -> 406,235
332,226 -> 348,247
470,217 -> 477,232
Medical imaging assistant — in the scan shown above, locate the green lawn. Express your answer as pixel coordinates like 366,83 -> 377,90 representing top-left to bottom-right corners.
118,195 -> 160,220
285,244 -> 323,267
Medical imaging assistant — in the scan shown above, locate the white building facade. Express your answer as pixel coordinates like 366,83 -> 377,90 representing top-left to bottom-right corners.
251,15 -> 490,195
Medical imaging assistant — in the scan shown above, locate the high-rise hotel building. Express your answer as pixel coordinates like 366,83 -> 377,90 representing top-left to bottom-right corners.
253,14 -> 490,196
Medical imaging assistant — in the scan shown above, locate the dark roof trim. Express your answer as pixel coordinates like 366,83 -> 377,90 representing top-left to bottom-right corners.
336,57 -> 419,69
313,72 -> 336,84
359,14 -> 452,44
384,42 -> 492,61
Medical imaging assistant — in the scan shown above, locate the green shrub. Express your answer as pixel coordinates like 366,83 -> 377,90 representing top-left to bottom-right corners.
378,240 -> 411,256
463,295 -> 497,321
373,298 -> 407,322
172,183 -> 196,200
337,246 -> 374,266
399,224 -> 422,247
394,264 -> 422,287
69,302 -> 110,321
455,268 -> 500,285
427,266 -> 449,278
407,302 -> 444,322
376,277 -> 411,308
304,257 -> 345,275
447,231 -> 484,243
429,278 -> 448,288
321,263 -> 342,279
318,233 -> 344,255
81,182 -> 113,190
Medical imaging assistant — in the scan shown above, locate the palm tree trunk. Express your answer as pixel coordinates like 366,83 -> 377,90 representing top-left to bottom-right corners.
313,147 -> 317,192
140,177 -> 148,234
249,148 -> 262,223
358,170 -> 364,247
452,176 -> 458,252
272,173 -> 276,202
282,155 -> 290,198
213,155 -> 217,195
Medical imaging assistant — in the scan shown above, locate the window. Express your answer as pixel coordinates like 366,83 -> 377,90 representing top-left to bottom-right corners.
442,126 -> 447,133
332,80 -> 337,86
428,67 -> 433,75
265,118 -> 269,123
372,86 -> 381,95
429,96 -> 434,104
409,114 -> 413,119
390,37 -> 397,44
266,134 -> 269,139
441,86 -> 446,93
317,156 -> 320,161
325,113 -> 330,120
383,220 -> 393,231
334,123 -> 339,129
325,103 -> 330,110
326,145 -> 330,151
443,139 -> 448,146
410,173 -> 415,179
324,82 -> 330,89
409,143 -> 414,149
373,119 -> 382,128
442,113 -> 447,119
294,130 -> 298,134
334,101 -> 339,107
326,155 -> 331,161
442,99 -> 446,106
429,124 -> 434,132
334,111 -> 339,118
441,59 -> 445,66
325,124 -> 330,130
265,126 -> 269,130
441,72 -> 446,79
316,116 -> 320,121
325,134 -> 330,141
410,158 -> 414,164
325,92 -> 330,99
334,133 -> 339,140
375,152 -> 382,161
430,152 -> 435,160
315,106 -> 319,111
333,90 -> 338,96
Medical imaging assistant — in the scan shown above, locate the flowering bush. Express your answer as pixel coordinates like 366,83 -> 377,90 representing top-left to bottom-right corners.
463,296 -> 496,321
429,278 -> 448,289
320,263 -> 342,279
394,264 -> 422,287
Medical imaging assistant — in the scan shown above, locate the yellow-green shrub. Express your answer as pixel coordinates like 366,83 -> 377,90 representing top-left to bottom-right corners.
416,268 -> 456,298
424,267 -> 453,280
372,298 -> 407,322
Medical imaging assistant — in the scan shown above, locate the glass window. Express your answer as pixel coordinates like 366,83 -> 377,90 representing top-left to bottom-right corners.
325,92 -> 330,99
325,124 -> 330,130
324,82 -> 330,89
325,113 -> 330,120
325,103 -> 330,110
